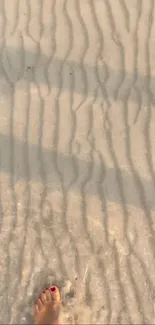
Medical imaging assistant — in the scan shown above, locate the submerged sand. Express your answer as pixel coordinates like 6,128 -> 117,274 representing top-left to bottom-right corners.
0,0 -> 155,323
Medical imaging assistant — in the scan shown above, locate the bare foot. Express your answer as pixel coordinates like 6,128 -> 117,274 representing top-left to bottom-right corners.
34,286 -> 61,325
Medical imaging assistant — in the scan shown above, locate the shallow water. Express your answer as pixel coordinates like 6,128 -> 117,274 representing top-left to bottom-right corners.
0,1 -> 155,323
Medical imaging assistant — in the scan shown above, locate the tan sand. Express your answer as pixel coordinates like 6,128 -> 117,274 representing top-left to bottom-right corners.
0,0 -> 155,323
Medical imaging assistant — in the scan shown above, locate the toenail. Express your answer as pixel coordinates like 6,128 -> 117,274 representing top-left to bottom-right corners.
50,286 -> 56,292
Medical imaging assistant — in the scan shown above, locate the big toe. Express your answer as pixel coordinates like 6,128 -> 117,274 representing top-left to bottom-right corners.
50,286 -> 61,306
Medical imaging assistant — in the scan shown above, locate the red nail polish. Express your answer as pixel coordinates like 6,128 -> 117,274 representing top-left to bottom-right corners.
50,286 -> 56,292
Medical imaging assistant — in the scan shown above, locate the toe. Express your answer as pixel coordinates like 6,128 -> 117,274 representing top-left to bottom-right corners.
50,286 -> 61,305
35,303 -> 39,313
40,292 -> 47,304
36,298 -> 43,310
45,289 -> 52,303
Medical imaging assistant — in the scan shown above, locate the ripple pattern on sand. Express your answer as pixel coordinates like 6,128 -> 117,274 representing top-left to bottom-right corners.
0,0 -> 155,323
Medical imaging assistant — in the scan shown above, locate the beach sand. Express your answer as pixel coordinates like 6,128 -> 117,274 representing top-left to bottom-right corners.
0,0 -> 155,323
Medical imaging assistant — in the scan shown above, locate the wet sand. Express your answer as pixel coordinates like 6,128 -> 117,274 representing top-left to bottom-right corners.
0,0 -> 155,323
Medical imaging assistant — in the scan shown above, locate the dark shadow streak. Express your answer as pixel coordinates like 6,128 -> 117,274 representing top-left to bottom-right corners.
0,50 -> 155,106
0,133 -> 155,210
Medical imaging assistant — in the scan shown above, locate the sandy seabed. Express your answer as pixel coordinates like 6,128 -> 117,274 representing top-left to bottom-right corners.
0,0 -> 155,324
